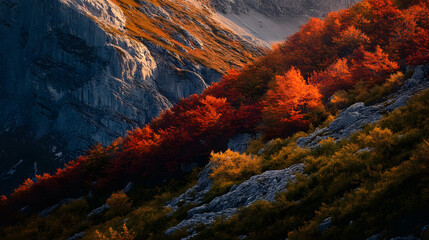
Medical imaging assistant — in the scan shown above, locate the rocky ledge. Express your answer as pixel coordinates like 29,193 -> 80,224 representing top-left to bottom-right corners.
165,163 -> 304,236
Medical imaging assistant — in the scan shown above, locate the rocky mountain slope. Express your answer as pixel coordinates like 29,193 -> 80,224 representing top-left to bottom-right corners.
0,0 -> 358,194
1,0 -> 428,239
0,0 -> 260,194
2,64 -> 426,240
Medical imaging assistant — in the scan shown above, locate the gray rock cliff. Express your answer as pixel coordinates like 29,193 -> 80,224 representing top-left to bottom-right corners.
0,0 -> 223,194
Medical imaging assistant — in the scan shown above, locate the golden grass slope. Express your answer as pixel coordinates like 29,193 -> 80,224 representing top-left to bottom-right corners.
106,0 -> 265,73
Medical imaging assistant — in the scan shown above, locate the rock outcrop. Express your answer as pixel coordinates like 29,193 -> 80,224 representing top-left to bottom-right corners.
166,163 -> 304,236
227,133 -> 253,153
0,0 -> 364,195
166,163 -> 214,211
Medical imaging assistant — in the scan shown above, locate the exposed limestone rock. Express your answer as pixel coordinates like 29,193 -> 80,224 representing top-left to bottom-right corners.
227,133 -> 252,153
319,217 -> 332,232
367,234 -> 382,240
389,236 -> 420,240
39,197 -> 81,217
166,163 -> 304,235
122,182 -> 134,194
138,1 -> 172,21
210,0 -> 360,49
87,203 -> 109,217
66,232 -> 85,240
297,65 -> 429,148
166,163 -> 214,210
297,102 -> 383,148
356,147 -> 373,154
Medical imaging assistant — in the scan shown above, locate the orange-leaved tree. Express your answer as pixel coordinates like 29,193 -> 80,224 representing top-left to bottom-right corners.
309,58 -> 354,99
262,67 -> 322,138
366,0 -> 402,45
333,25 -> 371,57
350,46 -> 399,85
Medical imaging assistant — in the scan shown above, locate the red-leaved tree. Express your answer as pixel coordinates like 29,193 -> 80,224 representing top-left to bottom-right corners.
262,67 -> 322,138
309,58 -> 354,99
350,46 -> 399,85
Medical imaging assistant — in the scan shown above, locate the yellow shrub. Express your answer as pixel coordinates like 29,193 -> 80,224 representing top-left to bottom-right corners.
95,224 -> 134,240
358,127 -> 395,154
209,150 -> 261,182
383,71 -> 404,88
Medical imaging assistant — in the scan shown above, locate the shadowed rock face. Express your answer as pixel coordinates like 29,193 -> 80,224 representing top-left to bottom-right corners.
210,0 -> 359,17
0,0 -> 222,194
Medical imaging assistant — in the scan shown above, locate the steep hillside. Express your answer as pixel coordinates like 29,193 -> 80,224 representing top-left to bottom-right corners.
0,0 -> 358,195
0,0 -> 264,194
0,0 -> 428,239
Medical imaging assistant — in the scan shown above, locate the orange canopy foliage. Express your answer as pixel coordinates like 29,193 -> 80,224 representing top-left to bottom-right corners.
263,68 -> 322,138
333,26 -> 370,56
350,46 -> 399,84
366,0 -> 402,45
310,58 -> 354,99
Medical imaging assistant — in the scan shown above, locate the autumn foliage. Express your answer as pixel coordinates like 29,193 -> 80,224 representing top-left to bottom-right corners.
2,0 -> 429,221
105,191 -> 132,217
309,58 -> 353,99
210,150 -> 261,181
96,224 -> 135,240
263,68 -> 322,138
350,46 -> 399,85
